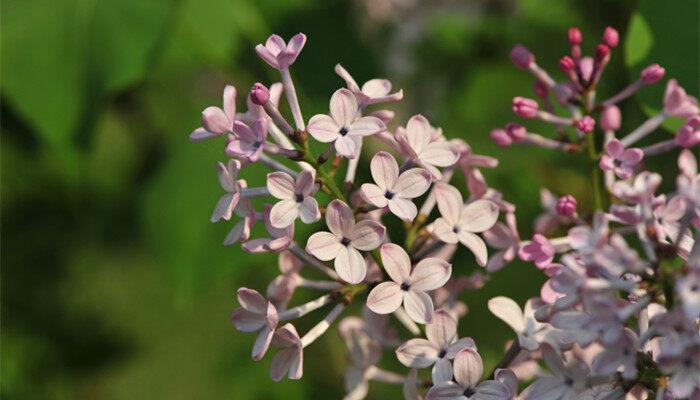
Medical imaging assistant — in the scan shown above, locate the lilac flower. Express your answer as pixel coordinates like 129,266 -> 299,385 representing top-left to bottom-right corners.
576,116 -> 596,133
676,115 -> 700,148
653,195 -> 685,242
338,316 -> 382,400
432,184 -> 499,266
567,212 -> 609,255
396,309 -> 476,383
518,234 -> 555,269
266,251 -> 303,309
226,119 -> 267,161
223,199 -> 257,246
554,195 -> 577,217
230,288 -> 278,361
306,200 -> 385,284
335,64 -> 403,108
307,88 -> 385,158
612,171 -> 662,204
242,205 -> 294,253
599,139 -> 643,179
395,115 -> 459,179
520,344 -> 589,400
657,341 -> 700,398
640,64 -> 665,84
488,297 -> 556,351
534,189 -> 566,234
238,82 -> 283,126
190,85 -> 236,142
591,328 -> 638,379
255,33 -> 307,70
676,268 -> 700,320
512,97 -> 539,118
269,323 -> 303,381
426,347 -> 511,400
664,79 -> 699,118
267,170 -> 321,228
211,159 -> 245,222
360,151 -> 432,221
482,214 -> 520,273
366,243 -> 451,323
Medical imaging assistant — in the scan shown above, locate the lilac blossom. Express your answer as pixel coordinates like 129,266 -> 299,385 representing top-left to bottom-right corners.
267,169 -> 321,228
664,79 -> 699,118
518,234 -> 555,268
269,323 -> 303,381
226,119 -> 267,161
599,139 -> 643,179
255,33 -> 306,70
395,115 -> 459,179
335,64 -> 404,108
211,159 -> 245,222
482,214 -> 520,273
190,85 -> 237,142
230,288 -> 279,361
520,344 -> 589,400
426,348 -> 511,400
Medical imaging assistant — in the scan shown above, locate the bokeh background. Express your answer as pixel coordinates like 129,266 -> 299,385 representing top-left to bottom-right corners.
2,0 -> 698,398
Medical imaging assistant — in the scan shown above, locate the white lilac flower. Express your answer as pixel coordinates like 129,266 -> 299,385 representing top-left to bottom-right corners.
395,115 -> 459,179
266,169 -> 321,228
426,347 -> 511,400
338,317 -> 382,400
676,268 -> 700,320
211,159 -> 245,222
255,33 -> 307,70
488,296 -> 560,351
520,344 -> 589,400
335,64 -> 403,109
242,204 -> 294,253
269,323 -> 303,381
230,288 -> 278,361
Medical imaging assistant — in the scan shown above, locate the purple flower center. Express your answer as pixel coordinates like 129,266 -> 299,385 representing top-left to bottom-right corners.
400,282 -> 410,291
384,191 -> 395,200
438,349 -> 447,358
463,388 -> 475,397
452,226 -> 460,234
340,237 -> 351,246
613,159 -> 623,168
253,141 -> 262,148
295,193 -> 304,203
339,127 -> 349,136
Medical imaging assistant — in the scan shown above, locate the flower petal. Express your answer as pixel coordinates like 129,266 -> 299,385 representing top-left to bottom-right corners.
298,197 -> 321,224
334,135 -> 359,158
266,172 -> 295,199
306,232 -> 342,261
360,183 -> 389,208
388,197 -> 418,221
453,348 -> 483,389
330,88 -> 358,127
435,184 -> 463,224
252,325 -> 274,361
349,116 -> 385,137
269,199 -> 299,228
295,170 -> 316,195
201,106 -> 230,134
421,142 -> 458,167
307,114 -> 340,142
393,168 -> 432,199
395,338 -> 439,368
458,231 -> 488,267
409,258 -> 452,291
361,79 -> 391,97
433,218 -> 459,244
426,309 -> 457,349
366,282 -> 403,314
335,247 -> 367,284
459,199 -> 499,232
403,289 -> 435,324
350,220 -> 385,251
370,151 -> 399,190
425,382 -> 465,400
380,243 -> 411,283
487,296 -> 525,333
406,115 -> 432,154
326,199 -> 355,237
223,85 -> 237,120
189,127 -> 219,142
237,287 -> 268,314
211,193 -> 237,222
432,358 -> 454,384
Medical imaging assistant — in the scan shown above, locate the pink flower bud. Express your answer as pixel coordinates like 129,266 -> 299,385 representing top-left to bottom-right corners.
567,27 -> 582,45
533,80 -> 549,98
600,105 -> 621,131
602,27 -> 619,48
676,116 -> 700,148
512,97 -> 539,118
506,122 -> 527,142
640,64 -> 665,85
555,195 -> 577,217
559,56 -> 575,72
595,44 -> 610,60
509,45 -> 534,70
490,128 -> 512,147
577,115 -> 596,133
250,83 -> 270,105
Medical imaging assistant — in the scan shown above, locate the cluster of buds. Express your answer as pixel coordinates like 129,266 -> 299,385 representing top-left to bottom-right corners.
191,27 -> 699,400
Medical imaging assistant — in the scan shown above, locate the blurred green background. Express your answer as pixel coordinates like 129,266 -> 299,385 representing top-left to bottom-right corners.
1,0 -> 697,398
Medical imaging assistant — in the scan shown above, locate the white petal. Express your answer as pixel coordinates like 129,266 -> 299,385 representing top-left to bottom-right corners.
388,197 -> 418,221
426,309 -> 457,349
269,199 -> 299,229
360,183 -> 389,208
406,115 -> 432,154
326,199 -> 355,237
335,135 -> 359,157
349,116 -> 385,137
487,297 -> 525,333
395,338 -> 439,368
335,247 -> 367,284
298,197 -> 321,224
435,184 -> 463,224
393,168 -> 432,199
380,243 -> 411,283
305,232 -> 342,261
432,358 -> 454,383
370,151 -> 399,190
409,258 -> 452,291
330,88 -> 358,127
459,200 -> 499,232
266,172 -> 295,199
350,220 -> 385,251
453,348 -> 483,389
403,289 -> 435,324
421,142 -> 458,167
433,218 -> 459,244
458,231 -> 488,267
307,114 -> 340,142
366,282 -> 404,314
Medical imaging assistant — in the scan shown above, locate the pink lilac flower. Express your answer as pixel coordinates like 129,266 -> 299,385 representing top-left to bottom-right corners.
211,159 -> 245,222
396,309 -> 476,383
599,139 -> 643,179
520,344 -> 589,400
223,200 -> 257,246
664,79 -> 699,118
482,214 -> 520,273
653,195 -> 686,242
555,195 -> 577,217
230,288 -> 279,361
266,251 -> 303,310
518,234 -> 555,268
576,115 -> 596,133
242,204 -> 294,253
591,328 -> 638,379
366,243 -> 451,324
249,83 -> 270,105
640,64 -> 665,84
432,183 -> 499,266
226,119 -> 268,161
255,33 -> 307,70
238,82 -> 284,125
395,115 -> 459,179
267,169 -> 321,228
676,115 -> 700,148
335,64 -> 403,108
600,105 -> 621,131
602,26 -> 619,48
306,200 -> 385,284
269,323 -> 303,381
306,88 -> 385,158
490,128 -> 512,147
509,45 -> 534,70
512,96 -> 539,118
338,316 -> 382,400
360,151 -> 431,221
426,347 -> 510,400
612,171 -> 662,204
567,212 -> 609,255
190,85 -> 236,142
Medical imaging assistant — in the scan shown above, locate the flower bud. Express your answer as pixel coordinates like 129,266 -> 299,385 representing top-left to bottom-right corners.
509,45 -> 534,70
595,44 -> 610,60
506,123 -> 527,142
577,115 -> 596,133
512,97 -> 539,118
559,56 -> 575,72
640,64 -> 665,85
490,128 -> 512,147
676,116 -> 700,148
600,105 -> 621,132
567,27 -> 582,45
250,82 -> 270,105
533,80 -> 549,98
555,195 -> 577,217
602,27 -> 619,48
454,348 -> 483,389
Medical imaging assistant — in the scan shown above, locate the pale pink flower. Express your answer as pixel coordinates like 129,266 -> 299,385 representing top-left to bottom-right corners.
190,85 -> 236,142
211,159 -> 245,222
482,213 -> 520,272
396,309 -> 476,383
338,317 -> 382,400
266,251 -> 303,309
226,119 -> 267,162
269,323 -> 303,381
242,204 -> 294,253
592,328 -> 638,379
599,139 -> 643,179
426,348 -> 510,400
230,288 -> 278,361
488,297 -> 557,351
612,171 -> 662,204
676,268 -> 700,320
534,188 -> 566,234
676,115 -> 700,148
432,184 -> 499,266
223,199 -> 257,246
395,115 -> 459,179
366,243 -> 451,324
664,79 -> 699,118
267,170 -> 321,228
306,200 -> 385,284
520,344 -> 589,400
518,234 -> 555,268
360,151 -> 432,221
653,195 -> 686,242
307,88 -> 385,158
255,33 -> 307,70
567,212 -> 609,255
335,64 -> 403,108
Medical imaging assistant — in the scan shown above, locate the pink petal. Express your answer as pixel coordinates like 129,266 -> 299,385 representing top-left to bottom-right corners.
406,115 -> 432,154
370,151 -> 399,190
269,348 -> 298,381
483,223 -> 512,249
335,246 -> 366,284
388,197 -> 418,221
305,232 -> 342,261
330,88 -> 358,127
606,139 -> 624,157
433,218 -> 459,244
421,142 -> 458,167
252,325 -> 274,361
223,85 -> 237,120
266,172 -> 295,199
334,135 -> 358,158
284,33 -> 306,60
393,168 -> 432,199
457,231 -> 488,266
359,183 -> 389,208
307,114 -> 340,142
295,170 -> 316,196
361,79 -> 391,98
366,282 -> 404,314
237,287 -> 268,314
487,296 -> 525,332
201,106 -> 230,134
435,184 -> 463,224
403,289 -> 435,324
395,338 -> 439,368
230,308 -> 266,332
269,199 -> 299,229
380,243 -> 411,283
453,348 -> 483,388
265,35 -> 286,55
459,199 -> 499,232
426,309 -> 457,349
409,258 -> 451,291
189,127 -> 219,142
599,155 -> 615,171
350,220 -> 386,250
348,116 -> 385,137
211,193 -> 237,222
216,161 -> 235,192
326,199 -> 355,237
255,44 -> 280,69
298,197 -> 320,224
418,160 -> 443,180
620,148 -> 643,165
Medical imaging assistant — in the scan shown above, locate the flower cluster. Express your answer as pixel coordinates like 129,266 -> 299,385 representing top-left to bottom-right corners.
191,27 -> 699,399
